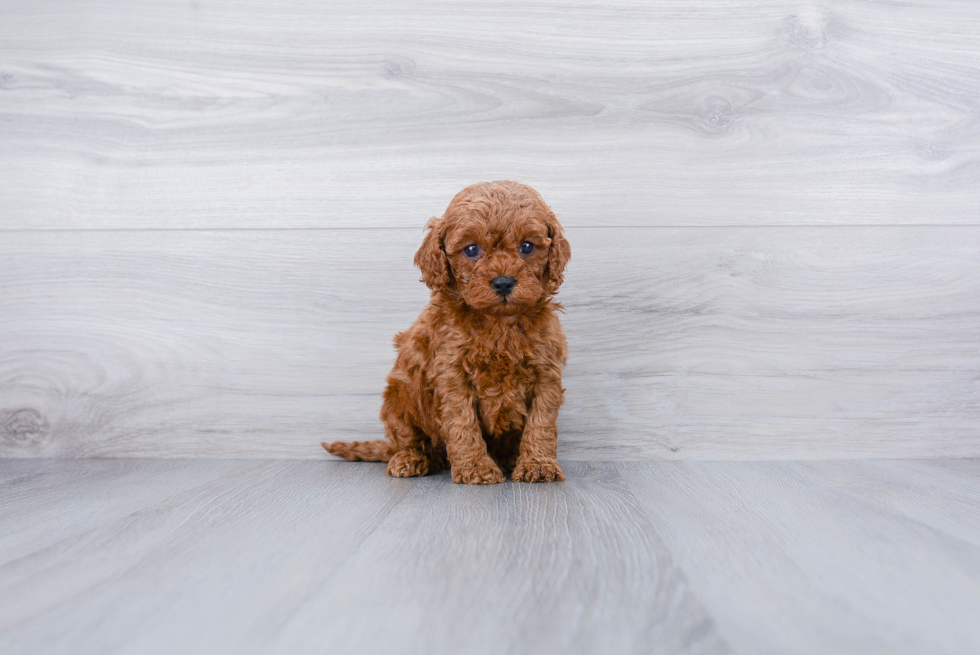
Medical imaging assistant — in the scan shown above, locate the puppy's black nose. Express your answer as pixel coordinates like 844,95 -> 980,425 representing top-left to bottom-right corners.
491,276 -> 516,297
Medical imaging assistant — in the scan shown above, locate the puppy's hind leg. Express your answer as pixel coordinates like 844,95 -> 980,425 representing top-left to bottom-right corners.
381,401 -> 435,479
387,447 -> 431,478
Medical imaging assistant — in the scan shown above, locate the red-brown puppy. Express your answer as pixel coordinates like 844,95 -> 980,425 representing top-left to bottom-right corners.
323,180 -> 570,484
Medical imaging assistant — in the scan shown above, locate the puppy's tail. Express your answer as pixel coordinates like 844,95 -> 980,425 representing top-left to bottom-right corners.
321,440 -> 393,462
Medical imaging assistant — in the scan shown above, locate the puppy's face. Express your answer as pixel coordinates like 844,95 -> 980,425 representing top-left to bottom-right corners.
443,210 -> 553,314
415,181 -> 570,315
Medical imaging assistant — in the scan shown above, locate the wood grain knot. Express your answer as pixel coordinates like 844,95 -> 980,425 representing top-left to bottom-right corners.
1,408 -> 49,448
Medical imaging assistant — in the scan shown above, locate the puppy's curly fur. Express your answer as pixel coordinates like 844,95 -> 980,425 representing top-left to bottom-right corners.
323,181 -> 570,484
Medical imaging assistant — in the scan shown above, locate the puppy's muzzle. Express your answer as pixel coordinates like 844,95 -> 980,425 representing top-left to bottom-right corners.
491,276 -> 516,297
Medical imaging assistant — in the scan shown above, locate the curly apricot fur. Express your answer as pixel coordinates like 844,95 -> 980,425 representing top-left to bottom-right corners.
322,181 -> 570,484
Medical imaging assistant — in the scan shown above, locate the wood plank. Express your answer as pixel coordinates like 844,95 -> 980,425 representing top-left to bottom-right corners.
1,0 -> 978,229
0,459 -> 259,564
0,460 -> 729,655
270,462 -> 728,655
622,460 -> 980,655
781,459 -> 980,548
1,226 -> 978,459
0,459 -> 417,655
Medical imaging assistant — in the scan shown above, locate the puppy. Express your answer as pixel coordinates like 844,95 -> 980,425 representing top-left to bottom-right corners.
323,181 -> 570,484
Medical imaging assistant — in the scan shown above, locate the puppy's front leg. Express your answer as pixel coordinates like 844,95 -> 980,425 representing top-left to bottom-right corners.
513,372 -> 565,483
438,383 -> 504,485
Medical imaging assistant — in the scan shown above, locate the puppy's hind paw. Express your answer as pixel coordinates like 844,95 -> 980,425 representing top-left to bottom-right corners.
386,450 -> 430,478
451,460 -> 505,485
512,458 -> 565,483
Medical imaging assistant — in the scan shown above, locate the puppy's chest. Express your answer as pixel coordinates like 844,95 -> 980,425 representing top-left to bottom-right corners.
460,342 -> 536,435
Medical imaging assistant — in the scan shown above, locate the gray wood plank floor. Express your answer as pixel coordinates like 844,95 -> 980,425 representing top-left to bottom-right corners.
1,459 -> 979,655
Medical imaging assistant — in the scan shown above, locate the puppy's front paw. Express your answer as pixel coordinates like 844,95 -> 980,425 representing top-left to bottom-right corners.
512,458 -> 565,483
451,459 -> 505,485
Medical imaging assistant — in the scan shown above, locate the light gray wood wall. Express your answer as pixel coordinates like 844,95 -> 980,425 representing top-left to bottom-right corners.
1,0 -> 978,458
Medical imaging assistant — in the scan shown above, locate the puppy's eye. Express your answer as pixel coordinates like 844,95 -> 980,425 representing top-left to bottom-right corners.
463,244 -> 480,258
520,241 -> 535,255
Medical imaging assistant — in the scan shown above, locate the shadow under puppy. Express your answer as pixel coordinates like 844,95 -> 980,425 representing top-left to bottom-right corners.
323,180 -> 571,484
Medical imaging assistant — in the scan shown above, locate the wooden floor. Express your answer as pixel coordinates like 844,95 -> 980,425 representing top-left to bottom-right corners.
2,459 -> 979,655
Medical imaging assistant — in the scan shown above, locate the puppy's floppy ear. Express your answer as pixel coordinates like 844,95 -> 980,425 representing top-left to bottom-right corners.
543,210 -> 571,294
414,216 -> 451,289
